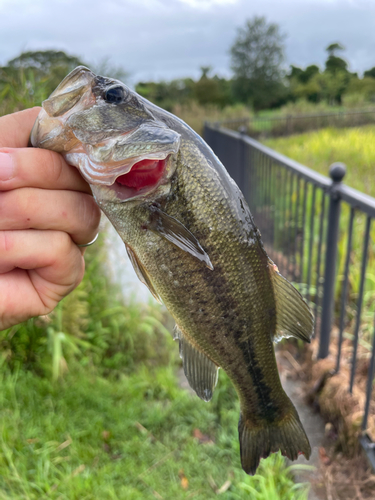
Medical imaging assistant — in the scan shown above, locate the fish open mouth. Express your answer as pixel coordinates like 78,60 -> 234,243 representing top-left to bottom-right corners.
115,158 -> 166,190
102,154 -> 173,202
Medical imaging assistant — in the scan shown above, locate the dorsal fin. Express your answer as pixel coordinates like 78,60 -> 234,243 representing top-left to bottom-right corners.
125,243 -> 162,303
269,262 -> 314,343
174,326 -> 219,402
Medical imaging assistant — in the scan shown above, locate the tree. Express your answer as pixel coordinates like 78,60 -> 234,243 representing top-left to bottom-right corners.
364,67 -> 375,79
4,50 -> 128,91
325,55 -> 348,74
326,43 -> 345,57
300,65 -> 320,84
322,43 -> 351,103
319,70 -> 349,105
199,66 -> 211,79
230,16 -> 286,110
324,43 -> 348,75
1,50 -> 88,101
136,78 -> 196,111
288,65 -> 304,82
193,67 -> 230,107
287,64 -> 321,102
346,76 -> 375,102
7,50 -> 85,74
0,50 -> 130,115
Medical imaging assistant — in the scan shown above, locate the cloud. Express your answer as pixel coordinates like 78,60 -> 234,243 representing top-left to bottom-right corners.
0,0 -> 374,83
178,0 -> 238,8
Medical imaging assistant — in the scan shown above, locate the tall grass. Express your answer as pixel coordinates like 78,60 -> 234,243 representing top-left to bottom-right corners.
0,228 -> 173,379
263,125 -> 375,197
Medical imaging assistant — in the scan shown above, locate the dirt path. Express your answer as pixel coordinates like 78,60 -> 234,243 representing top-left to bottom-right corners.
278,353 -> 326,500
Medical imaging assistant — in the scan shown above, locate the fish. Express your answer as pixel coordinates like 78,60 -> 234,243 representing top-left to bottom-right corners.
30,66 -> 313,475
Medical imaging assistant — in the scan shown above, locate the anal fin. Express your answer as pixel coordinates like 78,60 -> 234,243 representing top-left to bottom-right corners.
174,326 -> 218,402
269,261 -> 313,343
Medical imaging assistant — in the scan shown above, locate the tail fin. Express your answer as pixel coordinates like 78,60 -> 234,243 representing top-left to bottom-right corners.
238,409 -> 311,475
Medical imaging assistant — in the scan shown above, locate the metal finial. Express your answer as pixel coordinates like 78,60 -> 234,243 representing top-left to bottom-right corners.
329,162 -> 346,183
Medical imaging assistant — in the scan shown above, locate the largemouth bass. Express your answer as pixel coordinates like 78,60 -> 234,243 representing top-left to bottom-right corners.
30,66 -> 313,475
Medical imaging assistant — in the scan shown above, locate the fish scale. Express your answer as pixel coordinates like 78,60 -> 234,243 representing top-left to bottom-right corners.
31,66 -> 314,475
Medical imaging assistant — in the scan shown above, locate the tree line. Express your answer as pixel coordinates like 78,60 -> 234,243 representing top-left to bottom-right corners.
1,16 -> 375,115
136,18 -> 375,112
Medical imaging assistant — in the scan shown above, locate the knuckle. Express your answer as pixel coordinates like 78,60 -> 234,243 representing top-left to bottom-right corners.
80,194 -> 101,233
45,150 -> 65,184
54,234 -> 85,288
53,230 -> 72,256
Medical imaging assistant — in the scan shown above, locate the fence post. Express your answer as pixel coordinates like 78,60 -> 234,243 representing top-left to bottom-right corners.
286,114 -> 292,135
318,162 -> 346,359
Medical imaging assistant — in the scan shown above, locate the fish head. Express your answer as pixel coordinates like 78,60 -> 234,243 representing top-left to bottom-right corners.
31,66 -> 181,204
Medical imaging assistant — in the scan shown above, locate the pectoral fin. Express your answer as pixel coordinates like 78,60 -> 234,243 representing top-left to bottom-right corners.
148,206 -> 214,270
269,262 -> 314,343
174,326 -> 219,402
125,243 -> 162,303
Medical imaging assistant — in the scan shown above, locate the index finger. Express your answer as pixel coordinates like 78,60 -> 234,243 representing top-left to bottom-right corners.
0,108 -> 91,194
0,107 -> 42,148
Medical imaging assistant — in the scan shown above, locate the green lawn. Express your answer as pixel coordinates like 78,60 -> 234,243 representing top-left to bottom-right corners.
0,366 -> 310,500
263,125 -> 375,196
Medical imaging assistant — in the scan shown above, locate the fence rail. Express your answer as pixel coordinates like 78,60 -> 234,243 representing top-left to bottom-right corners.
204,122 -> 375,469
215,108 -> 375,138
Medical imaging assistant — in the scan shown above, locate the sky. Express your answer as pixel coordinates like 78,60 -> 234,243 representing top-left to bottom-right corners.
0,0 -> 374,85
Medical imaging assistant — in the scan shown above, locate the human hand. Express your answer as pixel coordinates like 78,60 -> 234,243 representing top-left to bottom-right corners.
0,107 -> 101,330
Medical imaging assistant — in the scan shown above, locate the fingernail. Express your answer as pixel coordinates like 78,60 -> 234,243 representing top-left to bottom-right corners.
0,152 -> 14,180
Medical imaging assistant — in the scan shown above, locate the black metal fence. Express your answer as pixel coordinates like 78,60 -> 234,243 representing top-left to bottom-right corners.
216,108 -> 375,138
204,123 -> 375,468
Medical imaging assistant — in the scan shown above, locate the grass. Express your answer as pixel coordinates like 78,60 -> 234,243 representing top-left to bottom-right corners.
263,125 -> 375,196
262,125 -> 375,306
0,366 -> 311,500
255,125 -> 375,366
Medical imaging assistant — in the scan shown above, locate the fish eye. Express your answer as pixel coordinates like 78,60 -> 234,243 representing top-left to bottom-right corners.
104,85 -> 126,104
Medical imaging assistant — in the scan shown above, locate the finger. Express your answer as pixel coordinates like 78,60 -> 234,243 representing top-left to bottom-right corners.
0,147 -> 91,194
0,107 -> 41,148
0,230 -> 85,330
0,188 -> 101,245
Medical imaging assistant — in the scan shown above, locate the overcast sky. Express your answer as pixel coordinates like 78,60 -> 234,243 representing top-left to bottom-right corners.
0,0 -> 374,85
